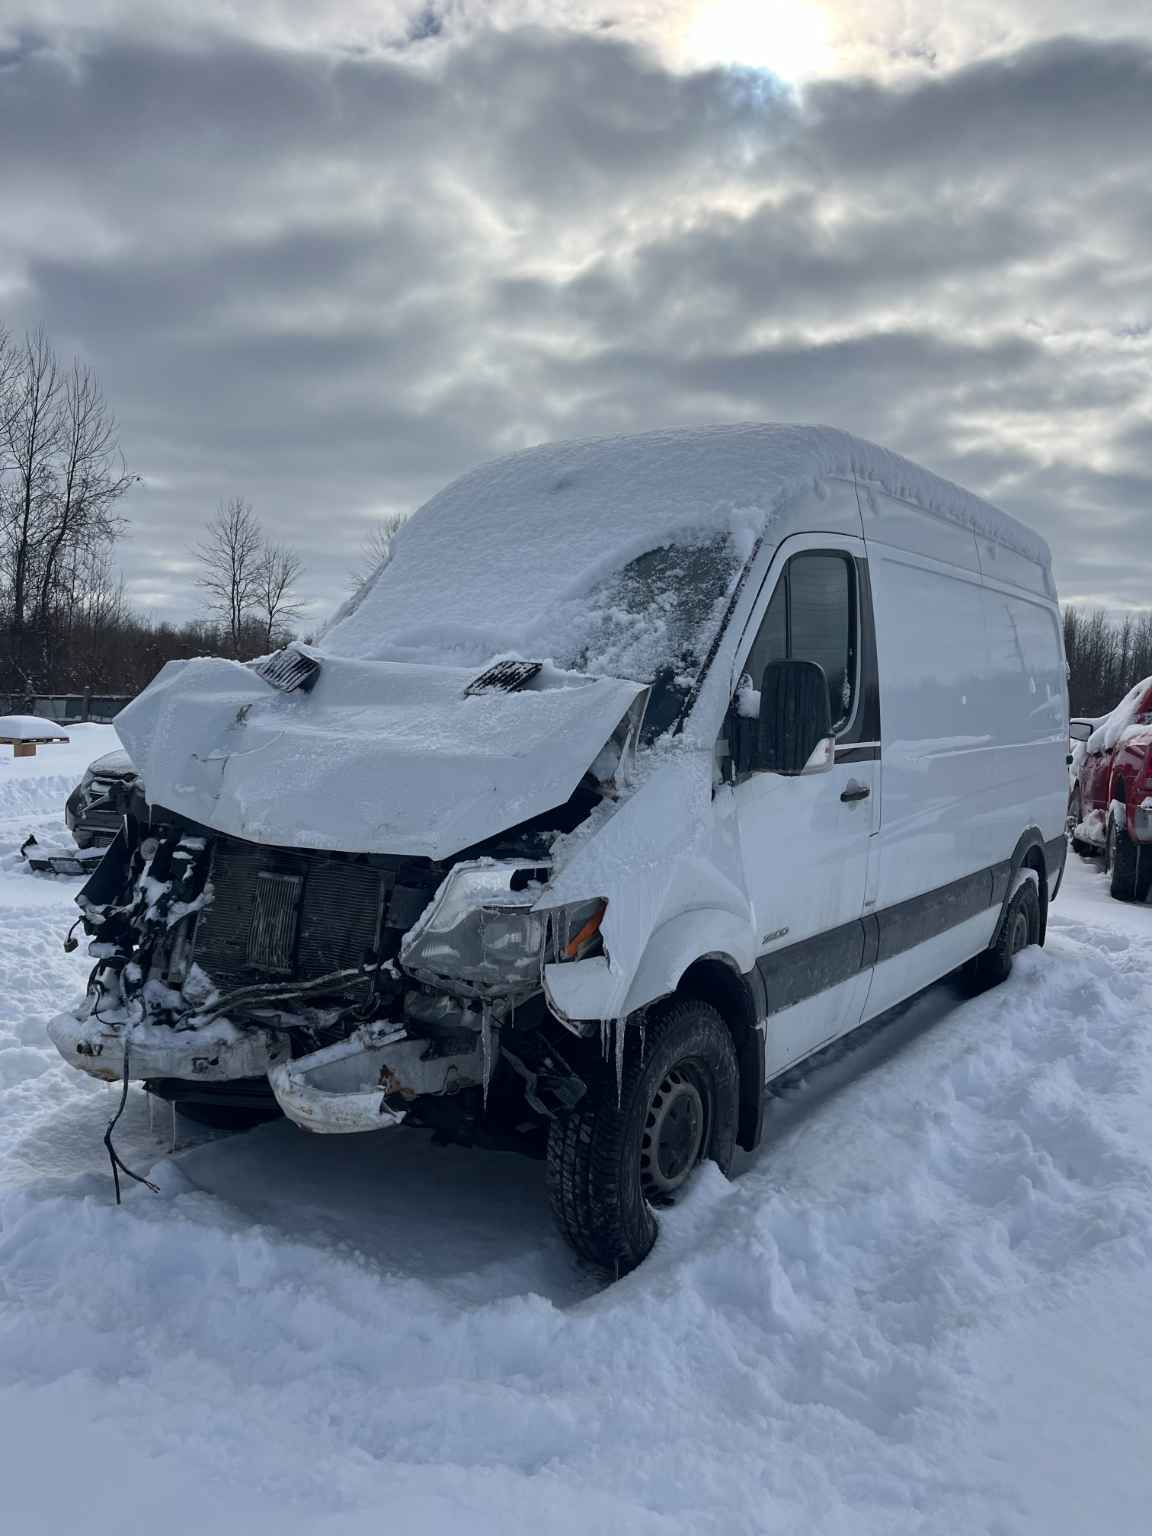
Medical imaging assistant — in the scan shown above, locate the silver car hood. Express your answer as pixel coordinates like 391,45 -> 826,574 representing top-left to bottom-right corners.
114,653 -> 644,859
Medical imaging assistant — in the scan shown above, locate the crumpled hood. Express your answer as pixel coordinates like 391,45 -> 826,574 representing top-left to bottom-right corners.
114,652 -> 644,859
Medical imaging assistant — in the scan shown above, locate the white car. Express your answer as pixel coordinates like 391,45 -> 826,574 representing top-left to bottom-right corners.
49,424 -> 1069,1273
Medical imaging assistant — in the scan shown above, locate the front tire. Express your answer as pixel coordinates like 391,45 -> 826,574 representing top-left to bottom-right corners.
546,998 -> 739,1276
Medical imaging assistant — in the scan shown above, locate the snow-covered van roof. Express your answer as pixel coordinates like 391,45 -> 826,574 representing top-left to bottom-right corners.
325,423 -> 1051,674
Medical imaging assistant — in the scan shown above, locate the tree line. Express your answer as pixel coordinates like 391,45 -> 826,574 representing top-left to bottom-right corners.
7,322 -> 1149,716
0,324 -> 311,696
1063,606 -> 1152,718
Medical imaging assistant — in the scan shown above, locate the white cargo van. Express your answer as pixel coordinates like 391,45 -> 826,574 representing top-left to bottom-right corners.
50,425 -> 1068,1272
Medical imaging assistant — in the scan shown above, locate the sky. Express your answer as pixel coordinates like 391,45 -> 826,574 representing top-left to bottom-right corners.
1,0 -> 1150,628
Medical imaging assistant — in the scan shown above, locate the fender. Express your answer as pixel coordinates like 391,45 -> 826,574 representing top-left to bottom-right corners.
543,906 -> 757,1026
995,825 -> 1063,943
621,907 -> 758,1018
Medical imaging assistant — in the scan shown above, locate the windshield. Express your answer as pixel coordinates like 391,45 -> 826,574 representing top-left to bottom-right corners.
553,533 -> 744,739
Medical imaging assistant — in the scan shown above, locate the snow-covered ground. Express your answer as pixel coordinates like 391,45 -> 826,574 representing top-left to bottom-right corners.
1,734 -> 1150,1535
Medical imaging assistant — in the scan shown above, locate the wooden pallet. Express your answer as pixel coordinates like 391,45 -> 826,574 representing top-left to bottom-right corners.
0,734 -> 70,758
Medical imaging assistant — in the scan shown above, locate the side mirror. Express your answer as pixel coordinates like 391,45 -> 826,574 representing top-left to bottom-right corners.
1068,721 -> 1092,743
757,658 -> 834,775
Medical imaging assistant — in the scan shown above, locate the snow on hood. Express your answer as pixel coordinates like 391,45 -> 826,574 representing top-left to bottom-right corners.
1087,676 -> 1152,754
322,423 -> 1051,672
114,653 -> 643,859
88,748 -> 135,778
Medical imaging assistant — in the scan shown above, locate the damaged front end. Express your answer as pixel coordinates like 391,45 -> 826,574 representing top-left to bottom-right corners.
50,736 -> 623,1146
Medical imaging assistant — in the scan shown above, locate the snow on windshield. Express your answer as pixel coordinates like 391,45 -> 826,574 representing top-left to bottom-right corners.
555,534 -> 739,681
323,423 -> 1047,688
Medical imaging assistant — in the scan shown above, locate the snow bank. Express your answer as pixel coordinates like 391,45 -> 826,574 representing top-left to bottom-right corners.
3,765 -> 1150,1534
0,724 -> 116,784
3,845 -> 1152,1534
324,424 -> 1050,672
0,726 -> 120,857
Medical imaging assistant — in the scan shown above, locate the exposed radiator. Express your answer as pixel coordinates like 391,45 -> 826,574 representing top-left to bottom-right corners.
192,838 -> 441,994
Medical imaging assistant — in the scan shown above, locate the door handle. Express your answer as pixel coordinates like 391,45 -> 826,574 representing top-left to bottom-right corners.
840,781 -> 871,803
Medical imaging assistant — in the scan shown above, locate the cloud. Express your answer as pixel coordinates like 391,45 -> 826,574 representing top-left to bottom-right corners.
1,15 -> 1150,622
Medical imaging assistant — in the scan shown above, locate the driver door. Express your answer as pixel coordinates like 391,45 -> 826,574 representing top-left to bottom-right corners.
728,536 -> 880,1077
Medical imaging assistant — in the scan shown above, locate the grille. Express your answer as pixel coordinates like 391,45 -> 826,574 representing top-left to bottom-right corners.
193,839 -> 439,995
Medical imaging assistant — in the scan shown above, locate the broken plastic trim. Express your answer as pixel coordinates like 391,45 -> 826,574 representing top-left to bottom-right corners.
22,834 -> 106,877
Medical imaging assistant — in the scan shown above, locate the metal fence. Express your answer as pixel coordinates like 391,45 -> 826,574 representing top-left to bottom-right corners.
0,692 -> 134,724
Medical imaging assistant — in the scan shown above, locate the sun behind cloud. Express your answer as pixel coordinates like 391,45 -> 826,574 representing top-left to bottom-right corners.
680,0 -> 834,81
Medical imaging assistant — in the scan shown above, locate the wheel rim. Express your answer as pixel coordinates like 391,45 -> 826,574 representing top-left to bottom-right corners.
1008,908 -> 1030,955
640,1064 -> 708,1202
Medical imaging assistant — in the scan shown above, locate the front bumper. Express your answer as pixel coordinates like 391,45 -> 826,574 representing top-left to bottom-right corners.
269,1026 -> 486,1134
47,1006 -> 289,1084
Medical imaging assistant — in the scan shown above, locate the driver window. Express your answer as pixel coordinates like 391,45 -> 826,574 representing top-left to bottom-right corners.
743,552 -> 858,734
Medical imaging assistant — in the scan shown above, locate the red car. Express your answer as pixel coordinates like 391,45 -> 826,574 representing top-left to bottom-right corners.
1069,675 -> 1152,901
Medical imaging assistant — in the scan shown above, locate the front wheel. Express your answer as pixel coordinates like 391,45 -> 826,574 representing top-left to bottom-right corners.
546,999 -> 739,1276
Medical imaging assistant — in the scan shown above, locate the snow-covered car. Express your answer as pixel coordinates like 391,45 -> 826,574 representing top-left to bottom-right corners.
48,424 -> 1070,1274
64,748 -> 140,848
22,747 -> 143,877
1068,677 -> 1152,900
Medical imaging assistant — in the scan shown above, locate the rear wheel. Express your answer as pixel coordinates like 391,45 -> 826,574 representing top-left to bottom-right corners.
1105,815 -> 1147,902
963,876 -> 1041,993
546,999 -> 739,1276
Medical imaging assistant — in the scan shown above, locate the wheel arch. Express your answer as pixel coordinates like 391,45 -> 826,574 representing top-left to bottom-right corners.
674,955 -> 765,1154
1000,826 -> 1055,945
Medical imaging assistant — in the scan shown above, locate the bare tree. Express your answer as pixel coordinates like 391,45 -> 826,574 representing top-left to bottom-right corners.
0,331 -> 133,685
31,358 -> 133,638
193,497 -> 264,656
255,542 -> 304,651
0,326 -> 19,447
1,330 -> 62,654
346,511 -> 407,592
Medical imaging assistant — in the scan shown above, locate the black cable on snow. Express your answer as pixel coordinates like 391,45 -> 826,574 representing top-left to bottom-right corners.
104,1038 -> 160,1205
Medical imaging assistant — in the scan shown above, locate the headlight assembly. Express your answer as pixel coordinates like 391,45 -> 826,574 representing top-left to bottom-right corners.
399,862 -> 606,998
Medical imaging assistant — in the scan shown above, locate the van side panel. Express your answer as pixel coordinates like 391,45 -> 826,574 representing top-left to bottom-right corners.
866,530 -> 994,906
862,490 -> 1066,1020
978,579 -> 1068,867
857,483 -> 981,573
974,535 -> 1055,600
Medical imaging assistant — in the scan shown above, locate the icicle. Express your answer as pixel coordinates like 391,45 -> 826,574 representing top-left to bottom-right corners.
614,1015 -> 626,1106
480,1006 -> 495,1107
170,1099 -> 177,1153
148,1092 -> 155,1137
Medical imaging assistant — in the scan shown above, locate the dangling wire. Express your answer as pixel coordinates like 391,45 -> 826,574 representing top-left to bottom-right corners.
104,1037 -> 160,1204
